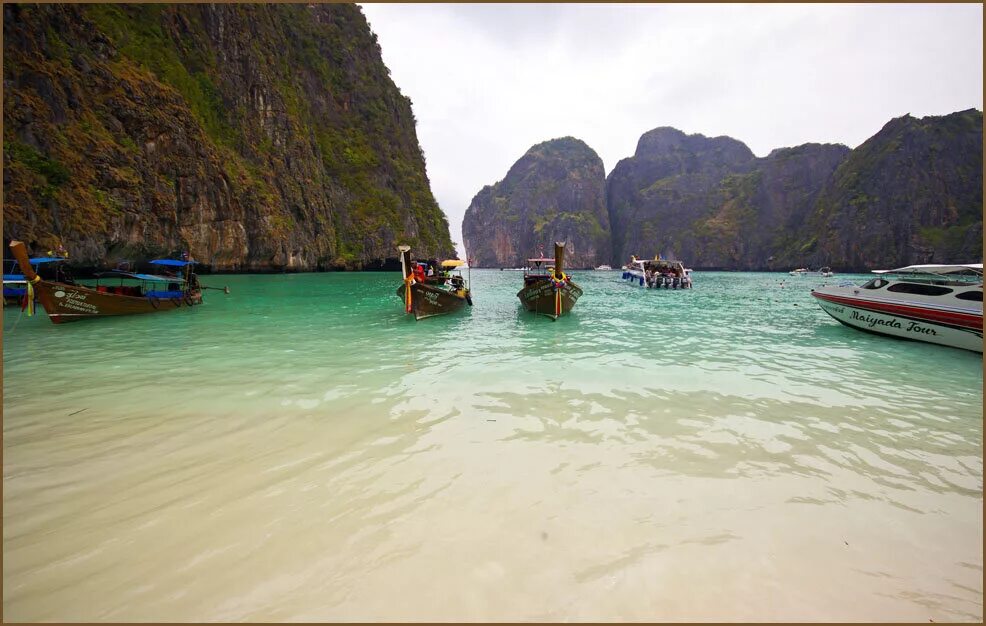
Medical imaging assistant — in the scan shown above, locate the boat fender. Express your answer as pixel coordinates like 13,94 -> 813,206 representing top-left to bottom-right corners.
184,293 -> 194,307
639,277 -> 644,286
172,297 -> 183,308
148,296 -> 160,309
466,293 -> 473,306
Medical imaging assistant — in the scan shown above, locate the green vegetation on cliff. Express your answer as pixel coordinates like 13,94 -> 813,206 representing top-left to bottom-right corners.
462,136 -> 610,268
3,3 -> 453,269
604,114 -> 980,271
806,109 -> 982,268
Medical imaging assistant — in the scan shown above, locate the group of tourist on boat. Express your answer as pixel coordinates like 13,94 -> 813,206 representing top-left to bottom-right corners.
621,255 -> 693,289
396,245 -> 472,320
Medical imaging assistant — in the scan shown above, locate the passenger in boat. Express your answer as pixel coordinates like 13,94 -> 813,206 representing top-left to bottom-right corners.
450,275 -> 466,295
54,263 -> 76,285
413,264 -> 427,283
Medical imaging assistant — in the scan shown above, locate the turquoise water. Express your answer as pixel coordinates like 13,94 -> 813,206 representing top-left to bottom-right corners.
3,270 -> 982,621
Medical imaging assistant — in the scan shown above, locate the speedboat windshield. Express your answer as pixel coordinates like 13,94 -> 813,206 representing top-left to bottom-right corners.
873,263 -> 983,277
870,264 -> 983,286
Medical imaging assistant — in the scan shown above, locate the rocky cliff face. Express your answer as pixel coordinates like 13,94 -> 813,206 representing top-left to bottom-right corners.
3,3 -> 454,270
605,112 -> 981,270
806,109 -> 983,269
687,143 -> 851,270
461,137 -> 609,268
606,127 -> 757,266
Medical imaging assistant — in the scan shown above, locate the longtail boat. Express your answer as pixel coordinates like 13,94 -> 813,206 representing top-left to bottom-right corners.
396,245 -> 472,320
517,242 -> 583,320
8,240 -> 206,324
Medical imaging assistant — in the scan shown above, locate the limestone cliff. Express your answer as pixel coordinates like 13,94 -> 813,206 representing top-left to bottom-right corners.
806,109 -> 983,269
3,3 -> 454,270
606,127 -> 756,266
605,112 -> 981,271
461,137 -> 609,268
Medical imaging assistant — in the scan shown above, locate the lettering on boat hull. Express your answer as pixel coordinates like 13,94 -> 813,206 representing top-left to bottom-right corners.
816,298 -> 981,352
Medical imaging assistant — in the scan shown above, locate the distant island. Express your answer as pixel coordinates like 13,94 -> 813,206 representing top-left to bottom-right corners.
462,110 -> 983,272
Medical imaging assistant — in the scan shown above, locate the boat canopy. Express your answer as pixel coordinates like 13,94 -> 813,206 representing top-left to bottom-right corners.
149,259 -> 195,267
873,264 -> 983,276
440,260 -> 465,268
96,270 -> 187,283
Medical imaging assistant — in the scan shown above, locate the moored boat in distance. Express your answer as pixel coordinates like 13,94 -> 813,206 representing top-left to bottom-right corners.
594,264 -> 613,271
622,256 -> 692,289
517,242 -> 582,320
396,245 -> 472,320
790,267 -> 834,277
811,263 -> 983,353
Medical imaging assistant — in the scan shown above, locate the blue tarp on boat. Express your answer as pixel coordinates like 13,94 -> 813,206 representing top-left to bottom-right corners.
97,270 -> 185,283
145,290 -> 185,298
149,259 -> 195,267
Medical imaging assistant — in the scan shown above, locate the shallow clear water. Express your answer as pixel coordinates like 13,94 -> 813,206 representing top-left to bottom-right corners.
3,270 -> 982,621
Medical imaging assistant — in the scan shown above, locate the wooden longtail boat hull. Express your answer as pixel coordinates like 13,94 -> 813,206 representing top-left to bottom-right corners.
396,282 -> 469,320
30,280 -> 203,324
9,239 -> 203,324
517,280 -> 582,320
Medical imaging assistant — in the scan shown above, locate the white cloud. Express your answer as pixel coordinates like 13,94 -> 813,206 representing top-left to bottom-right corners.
360,3 -> 983,258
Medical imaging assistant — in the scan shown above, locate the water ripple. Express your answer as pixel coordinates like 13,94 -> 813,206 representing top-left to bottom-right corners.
3,270 -> 981,621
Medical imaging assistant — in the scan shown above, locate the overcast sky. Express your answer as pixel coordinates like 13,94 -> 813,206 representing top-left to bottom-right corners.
359,3 -> 983,259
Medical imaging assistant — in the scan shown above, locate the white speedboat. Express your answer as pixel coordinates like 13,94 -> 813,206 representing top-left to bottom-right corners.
622,258 -> 692,289
594,264 -> 613,271
811,264 -> 982,353
791,267 -> 834,277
